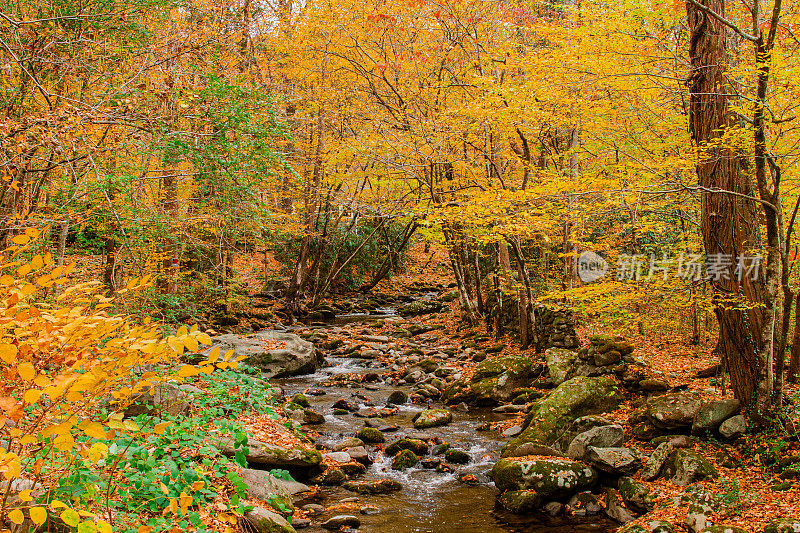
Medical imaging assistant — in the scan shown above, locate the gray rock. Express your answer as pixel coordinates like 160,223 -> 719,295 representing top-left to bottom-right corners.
664,449 -> 717,486
206,331 -> 322,377
567,425 -> 625,460
245,506 -> 296,533
545,348 -> 577,385
568,491 -> 603,516
505,443 -> 564,458
719,415 -> 747,439
322,515 -> 361,530
503,425 -> 523,438
605,488 -> 635,523
642,442 -> 675,481
342,479 -> 402,494
325,451 -> 352,463
217,437 -> 323,468
645,393 -> 701,430
692,399 -> 740,436
491,457 -> 598,499
618,476 -> 653,514
240,469 -> 309,501
413,409 -> 453,429
585,446 -> 642,475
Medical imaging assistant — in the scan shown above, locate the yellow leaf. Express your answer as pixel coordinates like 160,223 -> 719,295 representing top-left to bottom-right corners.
60,509 -> 80,527
81,422 -> 106,439
23,389 -> 42,404
192,480 -> 205,490
77,521 -> 97,533
50,500 -> 68,509
183,336 -> 198,352
11,235 -> 30,245
160,482 -> 169,495
167,336 -> 184,355
123,420 -> 139,432
196,332 -> 212,344
19,489 -> 33,502
138,525 -> 153,533
17,362 -> 35,381
207,346 -> 220,363
17,264 -> 31,276
8,509 -> 24,525
87,442 -> 109,464
177,325 -> 188,336
154,422 -> 171,435
97,520 -> 113,533
0,343 -> 18,364
30,506 -> 47,525
177,365 -> 199,378
0,274 -> 13,285
20,283 -> 35,296
31,255 -> 43,270
200,365 -> 214,375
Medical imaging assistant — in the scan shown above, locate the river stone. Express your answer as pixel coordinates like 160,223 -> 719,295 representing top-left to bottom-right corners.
325,451 -> 352,463
445,449 -> 470,464
700,527 -> 749,533
217,438 -> 323,469
291,393 -> 310,408
505,443 -> 564,458
302,409 -> 325,425
240,469 -> 309,501
413,409 -> 453,429
764,519 -> 800,533
122,383 -> 189,418
585,446 -> 642,475
691,399 -> 741,436
206,331 -> 322,377
385,438 -> 428,456
719,415 -> 747,439
442,353 -> 542,406
387,390 -> 408,405
346,446 -> 372,465
504,376 -> 623,456
322,515 -> 361,530
618,476 -> 653,514
397,300 -> 444,316
343,479 -> 403,494
567,425 -> 625,460
568,491 -> 603,516
499,490 -> 542,513
645,393 -> 701,430
333,438 -> 365,451
545,347 -> 577,385
316,467 -> 346,486
642,442 -> 674,481
392,449 -> 419,470
491,457 -> 598,499
245,506 -> 296,533
663,449 -> 717,486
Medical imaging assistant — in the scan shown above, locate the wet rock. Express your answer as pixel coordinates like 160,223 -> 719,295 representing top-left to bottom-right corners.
445,449 -> 470,464
302,504 -> 324,515
642,442 -> 674,481
385,438 -> 428,456
244,506 -> 296,533
443,353 -> 543,406
544,501 -> 564,516
763,519 -> 800,533
504,376 -> 623,456
458,473 -> 480,484
700,527 -> 749,533
618,476 -> 653,514
342,479 -> 403,494
333,438 -> 364,451
346,446 -> 372,465
206,331 -> 322,377
585,446 -> 642,476
663,449 -> 717,486
719,415 -> 747,439
325,451 -> 352,463
356,427 -> 385,444
491,457 -> 598,499
333,399 -> 359,412
392,449 -> 419,470
360,505 -> 380,515
567,491 -> 603,516
322,515 -> 361,530
413,409 -> 453,429
618,522 -> 676,533
493,405 -> 526,413
291,393 -> 310,408
692,399 -> 740,436
387,390 -> 408,405
503,425 -> 523,438
316,467 -> 347,486
420,457 -> 442,468
292,518 -> 310,529
567,425 -> 625,460
505,443 -> 564,458
432,443 -> 450,455
499,490 -> 542,513
302,409 -> 325,425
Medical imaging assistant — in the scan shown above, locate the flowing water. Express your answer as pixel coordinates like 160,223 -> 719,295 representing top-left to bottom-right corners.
275,318 -> 615,533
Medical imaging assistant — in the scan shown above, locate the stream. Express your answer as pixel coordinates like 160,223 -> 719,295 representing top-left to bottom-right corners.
274,313 -> 615,533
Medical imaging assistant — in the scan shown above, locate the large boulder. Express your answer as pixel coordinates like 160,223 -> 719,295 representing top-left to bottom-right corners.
585,446 -> 642,476
443,354 -> 542,406
121,383 -> 189,418
663,449 -> 717,486
205,331 -> 323,377
645,393 -> 702,430
491,457 -> 598,499
397,300 -> 444,316
217,438 -> 322,469
244,506 -> 296,533
567,425 -> 625,460
692,399 -> 740,436
503,376 -> 623,456
618,476 -> 653,514
545,348 -> 577,386
240,468 -> 309,501
764,519 -> 800,533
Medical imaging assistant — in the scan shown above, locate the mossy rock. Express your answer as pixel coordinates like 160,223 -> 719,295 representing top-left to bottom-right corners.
444,449 -> 470,464
503,376 -> 623,456
387,390 -> 408,405
290,394 -> 310,408
356,427 -> 385,444
764,519 -> 800,533
412,359 -> 439,373
392,449 -> 419,470
397,300 -> 444,316
662,449 -> 717,486
413,409 -> 453,429
498,490 -> 542,513
385,438 -> 428,456
491,457 -> 598,499
700,527 -> 749,533
618,475 -> 653,513
545,347 -> 577,386
618,522 -> 676,533
245,507 -> 297,533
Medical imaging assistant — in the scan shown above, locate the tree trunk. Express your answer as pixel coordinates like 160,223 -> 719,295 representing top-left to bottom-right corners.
790,291 -> 800,383
686,0 -> 767,411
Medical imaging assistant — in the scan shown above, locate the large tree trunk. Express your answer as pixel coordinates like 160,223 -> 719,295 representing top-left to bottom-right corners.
686,0 -> 767,410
